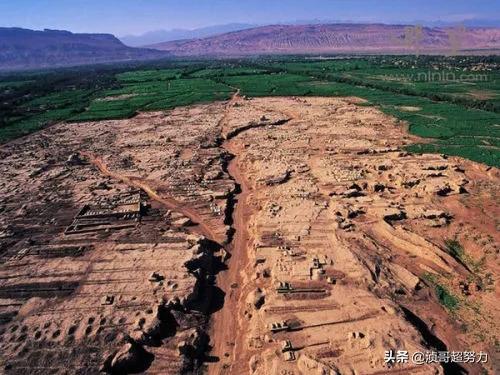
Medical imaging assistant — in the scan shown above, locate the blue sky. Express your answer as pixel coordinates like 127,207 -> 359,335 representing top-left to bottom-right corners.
0,0 -> 498,36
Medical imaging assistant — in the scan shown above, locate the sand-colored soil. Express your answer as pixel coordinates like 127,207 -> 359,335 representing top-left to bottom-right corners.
211,96 -> 499,375
0,95 -> 498,375
0,105 -> 236,374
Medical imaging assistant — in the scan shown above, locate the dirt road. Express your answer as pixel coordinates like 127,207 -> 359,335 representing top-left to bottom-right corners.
207,141 -> 253,374
206,90 -> 255,374
82,151 -> 220,243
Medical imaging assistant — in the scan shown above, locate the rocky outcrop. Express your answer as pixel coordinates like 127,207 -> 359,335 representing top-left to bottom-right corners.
102,338 -> 154,374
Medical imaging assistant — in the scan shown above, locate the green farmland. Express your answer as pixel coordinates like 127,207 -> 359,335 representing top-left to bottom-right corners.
0,55 -> 499,166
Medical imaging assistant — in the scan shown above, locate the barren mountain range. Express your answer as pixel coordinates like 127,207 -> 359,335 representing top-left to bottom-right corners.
0,28 -> 168,71
120,23 -> 256,47
1,23 -> 499,71
149,23 -> 500,56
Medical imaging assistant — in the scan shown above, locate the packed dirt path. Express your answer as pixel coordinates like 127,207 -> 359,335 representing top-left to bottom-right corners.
82,151 -> 219,242
207,90 -> 253,374
207,140 -> 253,374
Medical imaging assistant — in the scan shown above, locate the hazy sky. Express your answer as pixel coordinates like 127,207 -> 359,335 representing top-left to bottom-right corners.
0,0 -> 498,36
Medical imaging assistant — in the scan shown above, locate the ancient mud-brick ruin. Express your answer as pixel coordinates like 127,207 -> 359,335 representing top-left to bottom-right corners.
0,95 -> 498,374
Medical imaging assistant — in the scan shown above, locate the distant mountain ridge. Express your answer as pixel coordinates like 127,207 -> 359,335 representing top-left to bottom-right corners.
0,28 -> 168,71
121,19 -> 500,47
120,23 -> 256,47
2,23 -> 499,71
149,23 -> 500,56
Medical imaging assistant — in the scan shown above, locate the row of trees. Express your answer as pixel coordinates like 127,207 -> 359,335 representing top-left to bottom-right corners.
324,74 -> 499,113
